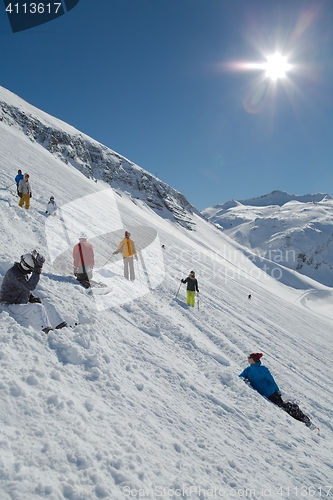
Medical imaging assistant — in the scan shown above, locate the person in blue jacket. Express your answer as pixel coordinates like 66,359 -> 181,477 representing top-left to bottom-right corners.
239,352 -> 281,402
239,353 -> 314,428
15,169 -> 24,196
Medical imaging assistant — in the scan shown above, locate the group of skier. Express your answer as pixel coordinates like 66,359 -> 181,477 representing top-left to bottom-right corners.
72,230 -> 138,288
0,230 -> 140,331
15,169 -> 57,215
2,170 -> 317,429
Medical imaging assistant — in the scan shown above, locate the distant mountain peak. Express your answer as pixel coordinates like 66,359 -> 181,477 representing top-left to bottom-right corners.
202,191 -> 333,287
204,190 -> 331,214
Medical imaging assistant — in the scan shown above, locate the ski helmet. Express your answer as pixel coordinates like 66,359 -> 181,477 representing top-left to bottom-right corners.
20,253 -> 35,272
79,232 -> 87,240
189,270 -> 195,277
50,196 -> 54,201
125,231 -> 130,238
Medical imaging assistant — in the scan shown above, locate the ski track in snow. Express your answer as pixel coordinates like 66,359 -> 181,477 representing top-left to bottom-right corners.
0,101 -> 333,499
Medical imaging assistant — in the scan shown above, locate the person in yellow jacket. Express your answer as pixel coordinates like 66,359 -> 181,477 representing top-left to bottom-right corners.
113,231 -> 138,281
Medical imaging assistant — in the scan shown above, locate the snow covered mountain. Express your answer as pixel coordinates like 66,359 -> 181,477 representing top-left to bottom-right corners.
0,86 -> 200,230
0,90 -> 333,499
202,190 -> 333,287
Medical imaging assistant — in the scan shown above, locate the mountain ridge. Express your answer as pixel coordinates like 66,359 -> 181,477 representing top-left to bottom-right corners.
202,191 -> 333,287
0,86 -> 200,230
205,190 -> 332,213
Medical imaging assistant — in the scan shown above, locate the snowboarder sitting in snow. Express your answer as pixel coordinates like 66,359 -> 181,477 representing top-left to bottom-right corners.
181,271 -> 199,307
45,196 -> 57,216
0,251 -> 67,334
112,231 -> 138,281
18,173 -> 32,210
239,353 -> 314,428
72,233 -> 95,288
15,169 -> 23,197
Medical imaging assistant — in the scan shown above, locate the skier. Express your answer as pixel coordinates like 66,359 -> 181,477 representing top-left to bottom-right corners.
72,233 -> 95,288
45,196 -> 57,216
0,251 -> 67,334
18,173 -> 32,210
15,169 -> 23,196
181,271 -> 199,307
113,231 -> 138,281
239,353 -> 314,428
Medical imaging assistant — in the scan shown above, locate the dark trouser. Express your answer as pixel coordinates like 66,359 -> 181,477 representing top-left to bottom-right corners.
268,391 -> 311,426
268,391 -> 284,407
76,273 -> 91,287
74,266 -> 93,288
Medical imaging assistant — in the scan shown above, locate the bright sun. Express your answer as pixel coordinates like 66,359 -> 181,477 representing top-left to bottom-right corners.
264,53 -> 291,80
225,50 -> 294,112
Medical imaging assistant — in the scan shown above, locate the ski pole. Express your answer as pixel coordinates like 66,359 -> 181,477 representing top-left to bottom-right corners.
6,182 -> 15,189
136,257 -> 142,286
175,281 -> 182,298
103,254 -> 114,266
197,293 -> 200,311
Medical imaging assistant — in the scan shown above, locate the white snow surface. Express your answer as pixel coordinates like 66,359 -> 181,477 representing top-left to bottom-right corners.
202,191 -> 333,287
0,98 -> 333,500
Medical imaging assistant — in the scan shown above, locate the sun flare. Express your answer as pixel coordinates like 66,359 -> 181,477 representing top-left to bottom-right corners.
223,50 -> 294,113
264,53 -> 291,80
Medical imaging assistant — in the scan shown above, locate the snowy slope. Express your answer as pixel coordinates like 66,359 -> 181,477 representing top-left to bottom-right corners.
203,191 -> 333,287
0,86 -> 199,230
1,98 -> 333,500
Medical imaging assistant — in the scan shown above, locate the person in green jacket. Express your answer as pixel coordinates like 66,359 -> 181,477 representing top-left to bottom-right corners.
181,271 -> 199,307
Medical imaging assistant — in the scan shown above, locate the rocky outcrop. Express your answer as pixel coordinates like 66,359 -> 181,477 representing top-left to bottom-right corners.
0,92 -> 199,229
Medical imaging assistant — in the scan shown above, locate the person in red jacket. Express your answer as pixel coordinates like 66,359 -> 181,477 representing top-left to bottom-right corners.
72,233 -> 95,288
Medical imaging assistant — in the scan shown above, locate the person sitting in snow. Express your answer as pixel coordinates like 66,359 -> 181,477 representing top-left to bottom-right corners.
239,353 -> 314,428
181,270 -> 199,307
113,231 -> 138,281
18,173 -> 32,210
72,233 -> 95,288
45,196 -> 57,216
15,169 -> 23,196
0,251 -> 67,334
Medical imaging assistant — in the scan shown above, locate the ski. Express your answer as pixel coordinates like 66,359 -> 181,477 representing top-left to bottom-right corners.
71,277 -> 108,289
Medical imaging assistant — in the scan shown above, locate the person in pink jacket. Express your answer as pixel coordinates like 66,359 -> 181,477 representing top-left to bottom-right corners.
72,233 -> 95,288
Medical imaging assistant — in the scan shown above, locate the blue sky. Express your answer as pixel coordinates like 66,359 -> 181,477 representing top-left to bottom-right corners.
1,0 -> 333,210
